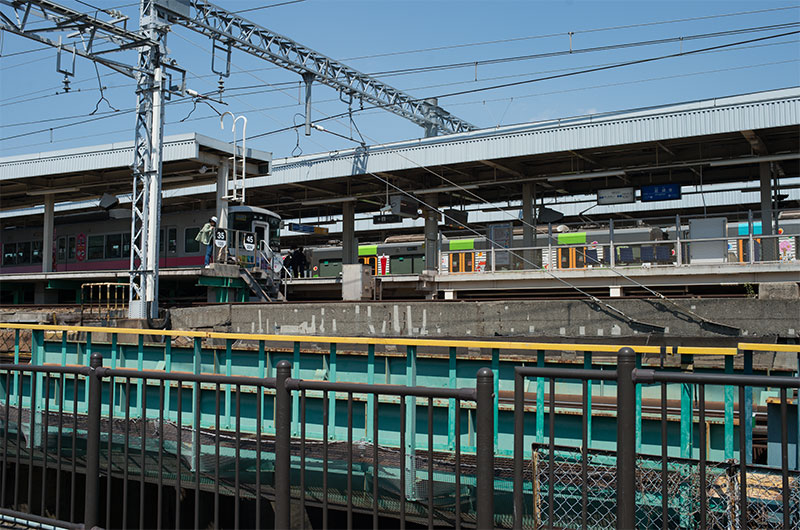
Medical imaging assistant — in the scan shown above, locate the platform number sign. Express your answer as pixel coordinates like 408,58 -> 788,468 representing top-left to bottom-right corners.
214,228 -> 227,248
243,232 -> 256,252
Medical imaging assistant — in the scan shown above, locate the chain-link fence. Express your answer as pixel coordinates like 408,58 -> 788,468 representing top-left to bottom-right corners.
527,446 -> 799,529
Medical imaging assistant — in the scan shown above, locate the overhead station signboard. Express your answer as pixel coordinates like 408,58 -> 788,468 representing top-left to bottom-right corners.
390,195 -> 420,218
373,214 -> 402,224
442,209 -> 468,229
597,187 -> 635,205
288,223 -> 329,235
641,183 -> 681,202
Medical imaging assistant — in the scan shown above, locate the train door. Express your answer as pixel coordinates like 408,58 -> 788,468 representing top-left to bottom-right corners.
359,256 -> 377,275
449,252 -> 474,273
159,227 -> 178,266
557,247 -> 587,269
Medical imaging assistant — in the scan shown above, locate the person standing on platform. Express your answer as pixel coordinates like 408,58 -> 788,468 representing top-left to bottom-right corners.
293,246 -> 308,278
196,216 -> 217,267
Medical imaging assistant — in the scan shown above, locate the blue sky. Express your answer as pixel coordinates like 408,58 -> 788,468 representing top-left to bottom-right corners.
1,0 -> 798,159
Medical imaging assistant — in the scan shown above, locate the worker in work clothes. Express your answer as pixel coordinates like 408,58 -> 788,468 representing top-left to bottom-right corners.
196,216 -> 217,267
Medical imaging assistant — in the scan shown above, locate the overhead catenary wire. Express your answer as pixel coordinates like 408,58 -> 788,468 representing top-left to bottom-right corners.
170,33 -> 676,331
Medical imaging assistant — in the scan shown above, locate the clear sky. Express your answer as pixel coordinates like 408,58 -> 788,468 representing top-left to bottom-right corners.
1,0 -> 798,160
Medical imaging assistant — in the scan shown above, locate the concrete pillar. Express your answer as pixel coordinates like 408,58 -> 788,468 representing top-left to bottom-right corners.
216,160 -> 230,229
760,162 -> 775,261
522,183 -> 534,269
43,194 -> 54,273
424,194 -> 439,272
342,200 -> 356,265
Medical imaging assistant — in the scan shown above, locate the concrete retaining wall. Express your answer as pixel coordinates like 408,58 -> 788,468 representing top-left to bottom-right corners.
170,298 -> 800,344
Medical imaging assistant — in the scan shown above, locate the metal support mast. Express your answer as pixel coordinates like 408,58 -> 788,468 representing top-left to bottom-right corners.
129,0 -> 168,319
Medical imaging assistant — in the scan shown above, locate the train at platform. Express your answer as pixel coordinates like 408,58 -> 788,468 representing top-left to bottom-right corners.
0,205 -> 281,274
2,208 -> 798,279
309,218 -> 800,277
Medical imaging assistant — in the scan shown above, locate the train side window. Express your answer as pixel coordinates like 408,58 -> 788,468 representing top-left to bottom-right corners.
123,233 -> 131,254
158,229 -> 165,254
464,252 -> 474,272
57,237 -> 66,263
68,236 -> 76,261
106,234 -> 122,259
31,241 -> 43,264
17,241 -> 31,264
3,243 -> 16,266
88,235 -> 104,260
168,228 -> 177,253
185,227 -> 200,253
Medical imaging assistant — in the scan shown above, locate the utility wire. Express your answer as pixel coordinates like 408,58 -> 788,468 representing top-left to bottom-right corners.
339,5 -> 800,62
233,0 -> 306,14
173,35 -> 672,331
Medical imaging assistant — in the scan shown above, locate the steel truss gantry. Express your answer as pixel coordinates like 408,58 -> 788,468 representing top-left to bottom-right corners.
0,0 -> 477,318
175,0 -> 478,136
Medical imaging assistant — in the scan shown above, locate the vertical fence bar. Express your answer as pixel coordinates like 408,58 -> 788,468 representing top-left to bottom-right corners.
27,371 -> 36,513
512,371 -> 524,530
140,377 -> 147,530
157,380 -> 164,530
300,389 -> 307,530
322,390 -> 329,529
234,385 -> 241,530
214,384 -> 220,530
492,348 -> 500,447
448,346 -> 457,450
399,396 -> 406,530
70,372 -> 77,522
548,377 -> 555,528
40,373 -> 50,517
275,361 -> 292,530
175,380 -> 183,530
293,342 -> 301,436
635,352 -> 642,451
535,350 -> 545,443
55,373 -> 63,521
724,355 -> 734,460
454,397 -> 461,530
347,392 -> 354,530
584,351 -> 593,448
616,347 -> 636,530
372,393 -> 379,528
581,378 -> 589,529
476,367 -> 494,530
699,383 -> 707,529
256,382 -> 262,530
1,371 -> 9,510
680,353 -> 693,459
123,378 -> 131,530
107,369 -> 116,530
660,381 -> 668,529
14,369 -> 22,513
743,350 -> 753,464
85,353 -> 102,529
367,344 -> 376,443
427,399 -> 434,530
193,376 -> 201,530
738,385 -> 747,529
780,387 -> 790,529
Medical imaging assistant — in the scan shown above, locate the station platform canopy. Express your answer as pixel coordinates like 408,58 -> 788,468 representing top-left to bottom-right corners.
1,87 -> 798,229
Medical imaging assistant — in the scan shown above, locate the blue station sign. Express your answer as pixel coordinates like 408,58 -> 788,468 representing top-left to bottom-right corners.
641,183 -> 681,202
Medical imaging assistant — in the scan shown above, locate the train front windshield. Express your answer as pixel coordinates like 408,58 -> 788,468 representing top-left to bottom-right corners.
230,210 -> 281,250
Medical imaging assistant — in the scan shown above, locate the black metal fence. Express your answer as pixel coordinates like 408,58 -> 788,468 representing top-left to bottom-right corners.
512,347 -> 800,530
0,355 -> 495,529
